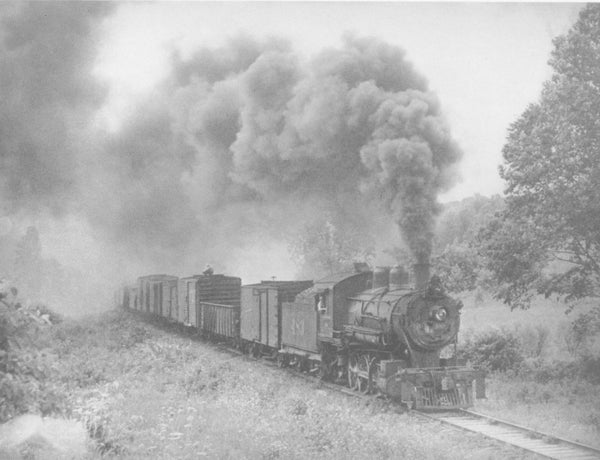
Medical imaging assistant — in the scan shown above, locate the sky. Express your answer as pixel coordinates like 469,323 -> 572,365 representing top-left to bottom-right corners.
93,1 -> 583,202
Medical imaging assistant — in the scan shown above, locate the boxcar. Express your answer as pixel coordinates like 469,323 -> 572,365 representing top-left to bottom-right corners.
240,280 -> 313,352
127,286 -> 138,310
160,278 -> 178,320
177,274 -> 241,327
137,275 -> 178,316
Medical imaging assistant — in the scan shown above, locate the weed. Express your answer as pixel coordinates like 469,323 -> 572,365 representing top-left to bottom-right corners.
459,327 -> 524,372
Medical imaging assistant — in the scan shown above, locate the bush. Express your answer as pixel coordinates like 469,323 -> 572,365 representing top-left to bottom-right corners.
565,306 -> 600,357
517,357 -> 578,383
0,301 -> 69,423
517,325 -> 550,358
458,328 -> 524,372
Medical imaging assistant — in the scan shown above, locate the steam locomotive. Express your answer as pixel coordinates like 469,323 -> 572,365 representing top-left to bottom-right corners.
118,264 -> 485,410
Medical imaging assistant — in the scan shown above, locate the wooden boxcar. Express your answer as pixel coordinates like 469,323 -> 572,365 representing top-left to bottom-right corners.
240,280 -> 313,351
128,286 -> 138,310
160,279 -> 178,320
177,274 -> 241,327
137,275 -> 178,316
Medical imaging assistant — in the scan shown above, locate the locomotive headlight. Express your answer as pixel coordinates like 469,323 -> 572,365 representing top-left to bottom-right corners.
433,307 -> 447,322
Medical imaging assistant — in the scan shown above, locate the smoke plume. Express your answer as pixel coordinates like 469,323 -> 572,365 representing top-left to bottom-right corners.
160,33 -> 461,265
0,2 -> 113,214
0,3 -> 461,308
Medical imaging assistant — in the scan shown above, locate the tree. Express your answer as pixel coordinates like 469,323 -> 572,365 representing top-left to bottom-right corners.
289,217 -> 374,279
426,195 -> 502,293
480,4 -> 600,309
434,195 -> 504,251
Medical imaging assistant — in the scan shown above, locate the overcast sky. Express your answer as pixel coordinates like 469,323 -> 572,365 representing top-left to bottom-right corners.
93,2 -> 583,202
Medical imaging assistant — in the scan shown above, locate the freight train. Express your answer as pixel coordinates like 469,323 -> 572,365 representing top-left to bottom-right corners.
117,264 -> 485,410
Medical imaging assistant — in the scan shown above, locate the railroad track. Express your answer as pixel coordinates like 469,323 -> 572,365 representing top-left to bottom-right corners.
416,409 -> 600,460
136,311 -> 600,459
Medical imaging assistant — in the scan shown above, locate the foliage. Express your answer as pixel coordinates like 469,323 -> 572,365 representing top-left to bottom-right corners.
434,194 -> 504,250
289,216 -> 374,278
0,302 -> 68,423
565,306 -> 600,356
433,242 -> 489,292
458,328 -> 524,372
427,195 -> 503,293
480,5 -> 600,308
516,357 -> 585,385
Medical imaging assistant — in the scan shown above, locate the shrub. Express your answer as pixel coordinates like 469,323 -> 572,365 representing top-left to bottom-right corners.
0,350 -> 69,423
458,328 -> 524,372
518,357 -> 578,383
517,325 -> 550,358
0,301 -> 69,423
565,306 -> 600,357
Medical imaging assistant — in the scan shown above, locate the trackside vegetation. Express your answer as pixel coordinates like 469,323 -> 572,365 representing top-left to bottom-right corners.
2,306 -> 541,459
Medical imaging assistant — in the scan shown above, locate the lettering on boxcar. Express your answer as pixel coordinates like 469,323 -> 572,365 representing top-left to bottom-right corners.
292,317 -> 304,336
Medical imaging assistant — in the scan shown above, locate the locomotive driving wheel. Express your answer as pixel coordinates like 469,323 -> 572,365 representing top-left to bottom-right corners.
359,355 -> 373,394
347,354 -> 372,394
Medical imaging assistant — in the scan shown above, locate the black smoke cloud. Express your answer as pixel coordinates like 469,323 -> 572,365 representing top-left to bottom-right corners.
157,34 -> 460,266
0,2 -> 113,214
0,3 -> 461,284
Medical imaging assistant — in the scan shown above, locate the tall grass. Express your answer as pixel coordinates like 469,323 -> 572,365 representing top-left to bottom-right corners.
3,309 -> 532,459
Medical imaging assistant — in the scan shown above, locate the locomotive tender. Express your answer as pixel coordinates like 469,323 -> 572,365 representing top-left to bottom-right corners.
120,264 -> 485,410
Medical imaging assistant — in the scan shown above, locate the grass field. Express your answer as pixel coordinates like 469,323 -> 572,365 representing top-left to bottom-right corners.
2,309 -> 539,459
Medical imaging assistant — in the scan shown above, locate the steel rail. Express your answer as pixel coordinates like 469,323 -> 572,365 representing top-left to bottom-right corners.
416,409 -> 600,460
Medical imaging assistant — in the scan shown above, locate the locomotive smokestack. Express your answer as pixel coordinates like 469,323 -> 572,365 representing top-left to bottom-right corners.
413,263 -> 430,290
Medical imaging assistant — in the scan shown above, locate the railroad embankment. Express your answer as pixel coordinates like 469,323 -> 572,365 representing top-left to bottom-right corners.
1,304 -> 596,459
